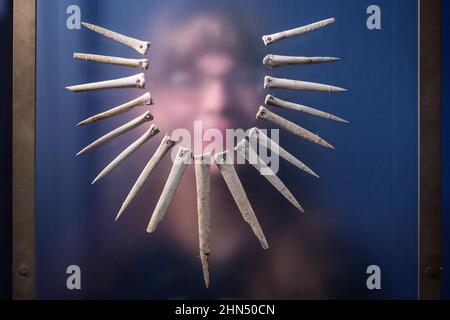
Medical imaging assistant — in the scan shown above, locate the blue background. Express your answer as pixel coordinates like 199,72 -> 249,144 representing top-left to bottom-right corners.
36,0 -> 419,299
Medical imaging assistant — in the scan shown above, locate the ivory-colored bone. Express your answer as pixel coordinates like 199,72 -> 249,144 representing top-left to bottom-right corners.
235,139 -> 303,212
76,111 -> 152,156
74,53 -> 149,69
264,76 -> 346,92
263,54 -> 340,67
213,151 -> 268,249
262,17 -> 335,46
248,127 -> 319,178
265,95 -> 348,123
147,148 -> 192,233
116,134 -> 177,221
82,22 -> 151,55
256,106 -> 334,149
92,124 -> 160,184
194,154 -> 212,288
77,92 -> 153,126
66,73 -> 146,92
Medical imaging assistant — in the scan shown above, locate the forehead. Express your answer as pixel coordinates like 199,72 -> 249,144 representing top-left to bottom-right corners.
196,52 -> 235,76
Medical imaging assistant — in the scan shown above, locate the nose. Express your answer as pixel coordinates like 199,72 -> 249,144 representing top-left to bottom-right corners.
202,79 -> 226,114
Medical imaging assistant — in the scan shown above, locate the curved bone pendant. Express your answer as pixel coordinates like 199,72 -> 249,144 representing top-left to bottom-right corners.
265,95 -> 348,123
214,151 -> 268,249
194,154 -> 212,288
263,54 -> 340,68
77,92 -> 153,126
256,106 -> 334,149
235,139 -> 304,212
74,53 -> 149,69
92,124 -> 160,184
82,22 -> 151,55
76,111 -> 152,156
66,73 -> 146,92
116,134 -> 177,221
147,148 -> 192,233
264,76 -> 346,92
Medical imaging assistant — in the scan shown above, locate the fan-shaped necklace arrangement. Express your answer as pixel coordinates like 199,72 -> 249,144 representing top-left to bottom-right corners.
66,17 -> 347,288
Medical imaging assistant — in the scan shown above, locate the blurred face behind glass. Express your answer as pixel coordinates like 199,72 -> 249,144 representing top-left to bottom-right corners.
152,15 -> 261,151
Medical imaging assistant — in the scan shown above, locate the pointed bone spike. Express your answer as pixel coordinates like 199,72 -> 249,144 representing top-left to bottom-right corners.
249,128 -> 319,178
92,124 -> 160,184
256,106 -> 334,149
263,54 -> 340,68
262,17 -> 335,46
116,134 -> 177,221
194,153 -> 212,288
213,151 -> 268,249
82,22 -> 151,55
146,148 -> 192,233
235,139 -> 304,212
76,111 -> 152,156
265,95 -> 348,123
264,76 -> 347,92
77,92 -> 153,126
74,53 -> 149,69
66,73 -> 146,92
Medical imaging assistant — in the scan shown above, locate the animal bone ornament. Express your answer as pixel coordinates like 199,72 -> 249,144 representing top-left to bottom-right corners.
76,111 -> 153,156
257,106 -> 335,149
262,17 -> 336,46
66,73 -> 146,92
248,127 -> 319,178
194,154 -> 212,288
92,124 -> 160,184
263,54 -> 340,68
77,92 -> 153,126
235,139 -> 304,212
264,76 -> 347,92
81,22 -> 151,54
147,147 -> 193,233
214,151 -> 269,250
66,16 -> 347,288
